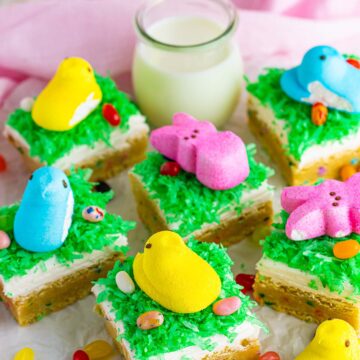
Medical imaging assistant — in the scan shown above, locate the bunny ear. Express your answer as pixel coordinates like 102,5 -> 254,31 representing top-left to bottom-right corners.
150,125 -> 179,160
172,112 -> 199,126
281,186 -> 317,213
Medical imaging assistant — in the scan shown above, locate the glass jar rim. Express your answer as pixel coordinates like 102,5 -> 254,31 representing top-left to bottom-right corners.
134,0 -> 238,52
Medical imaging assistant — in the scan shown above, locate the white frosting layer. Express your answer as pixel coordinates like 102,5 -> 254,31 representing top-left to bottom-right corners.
257,257 -> 357,300
0,235 -> 127,298
3,114 -> 149,169
249,94 -> 360,169
92,285 -> 260,360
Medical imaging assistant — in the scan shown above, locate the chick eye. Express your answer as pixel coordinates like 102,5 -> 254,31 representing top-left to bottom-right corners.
319,55 -> 326,60
146,243 -> 152,249
29,174 -> 33,180
62,180 -> 68,188
345,340 -> 350,347
87,67 -> 92,73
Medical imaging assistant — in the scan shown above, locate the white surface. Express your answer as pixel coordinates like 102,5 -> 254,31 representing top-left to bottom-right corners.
0,96 -> 317,359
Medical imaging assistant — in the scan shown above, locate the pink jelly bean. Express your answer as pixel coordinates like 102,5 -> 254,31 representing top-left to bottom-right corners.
0,231 -> 11,249
212,296 -> 241,316
150,113 -> 249,190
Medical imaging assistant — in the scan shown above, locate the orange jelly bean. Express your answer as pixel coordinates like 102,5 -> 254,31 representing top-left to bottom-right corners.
339,164 -> 357,181
311,102 -> 328,126
83,339 -> 113,360
333,239 -> 360,259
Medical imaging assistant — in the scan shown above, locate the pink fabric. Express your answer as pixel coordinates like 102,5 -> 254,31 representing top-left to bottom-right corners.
1,0 -> 360,112
150,113 -> 249,190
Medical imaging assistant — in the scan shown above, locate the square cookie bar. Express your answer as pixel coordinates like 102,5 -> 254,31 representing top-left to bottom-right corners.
129,113 -> 274,246
93,232 -> 263,360
4,57 -> 149,181
254,175 -> 360,332
247,46 -> 360,185
0,168 -> 134,325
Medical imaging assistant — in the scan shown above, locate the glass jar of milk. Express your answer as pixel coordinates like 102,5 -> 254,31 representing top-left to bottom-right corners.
133,0 -> 242,128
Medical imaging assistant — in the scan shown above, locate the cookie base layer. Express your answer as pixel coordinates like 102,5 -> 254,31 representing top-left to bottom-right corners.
0,253 -> 120,326
96,306 -> 260,360
129,173 -> 273,246
247,98 -> 360,186
253,273 -> 360,333
5,131 -> 148,182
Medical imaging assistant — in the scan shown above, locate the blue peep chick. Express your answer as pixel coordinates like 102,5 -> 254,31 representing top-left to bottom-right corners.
14,167 -> 74,252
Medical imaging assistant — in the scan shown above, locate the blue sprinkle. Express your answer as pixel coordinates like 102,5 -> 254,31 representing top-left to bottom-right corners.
351,158 -> 359,165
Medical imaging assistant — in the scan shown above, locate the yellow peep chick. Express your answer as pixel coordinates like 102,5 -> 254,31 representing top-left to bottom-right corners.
32,57 -> 102,131
295,319 -> 360,360
133,231 -> 221,313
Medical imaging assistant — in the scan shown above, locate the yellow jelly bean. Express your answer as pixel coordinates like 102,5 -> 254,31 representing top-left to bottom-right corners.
333,239 -> 360,259
339,164 -> 357,181
13,348 -> 35,360
83,340 -> 113,360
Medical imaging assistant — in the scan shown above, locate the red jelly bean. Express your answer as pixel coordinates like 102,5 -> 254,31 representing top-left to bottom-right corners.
235,273 -> 255,294
73,350 -> 90,360
0,155 -> 7,172
160,161 -> 181,176
347,58 -> 360,69
102,103 -> 121,126
260,351 -> 281,360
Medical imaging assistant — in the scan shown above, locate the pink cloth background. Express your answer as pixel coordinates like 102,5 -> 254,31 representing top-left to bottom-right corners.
1,0 -> 360,112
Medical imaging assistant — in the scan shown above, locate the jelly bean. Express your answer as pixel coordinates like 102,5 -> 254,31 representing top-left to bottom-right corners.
311,102 -> 328,126
235,273 -> 255,294
93,181 -> 111,193
212,296 -> 241,316
13,348 -> 35,360
73,350 -> 90,360
333,239 -> 360,259
82,206 -> 105,223
346,58 -> 360,69
19,97 -> 34,112
0,230 -> 11,249
160,161 -> 181,176
83,340 -> 113,359
137,310 -> 164,330
116,271 -> 135,294
339,164 -> 357,181
0,154 -> 7,172
102,103 -> 121,126
259,351 -> 281,360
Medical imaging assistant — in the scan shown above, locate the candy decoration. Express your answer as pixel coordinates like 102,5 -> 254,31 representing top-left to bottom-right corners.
32,57 -> 102,131
317,166 -> 327,176
260,351 -> 281,360
0,230 -> 11,249
212,296 -> 241,316
73,350 -> 90,360
115,271 -> 135,294
82,206 -> 105,223
19,97 -> 34,112
102,103 -> 121,126
0,154 -> 7,172
311,102 -> 328,126
339,164 -> 357,181
83,340 -> 113,359
346,58 -> 360,70
151,113 -> 249,190
14,167 -> 74,252
133,231 -> 221,313
13,348 -> 35,360
281,174 -> 360,240
235,273 -> 255,294
333,239 -> 360,259
281,46 -> 360,113
93,181 -> 111,193
160,161 -> 181,177
137,310 -> 164,330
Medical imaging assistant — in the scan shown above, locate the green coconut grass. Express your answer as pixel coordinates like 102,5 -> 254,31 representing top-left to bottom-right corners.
247,64 -> 360,161
95,239 -> 264,359
262,211 -> 360,296
0,169 -> 135,284
6,74 -> 141,165
131,144 -> 274,237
